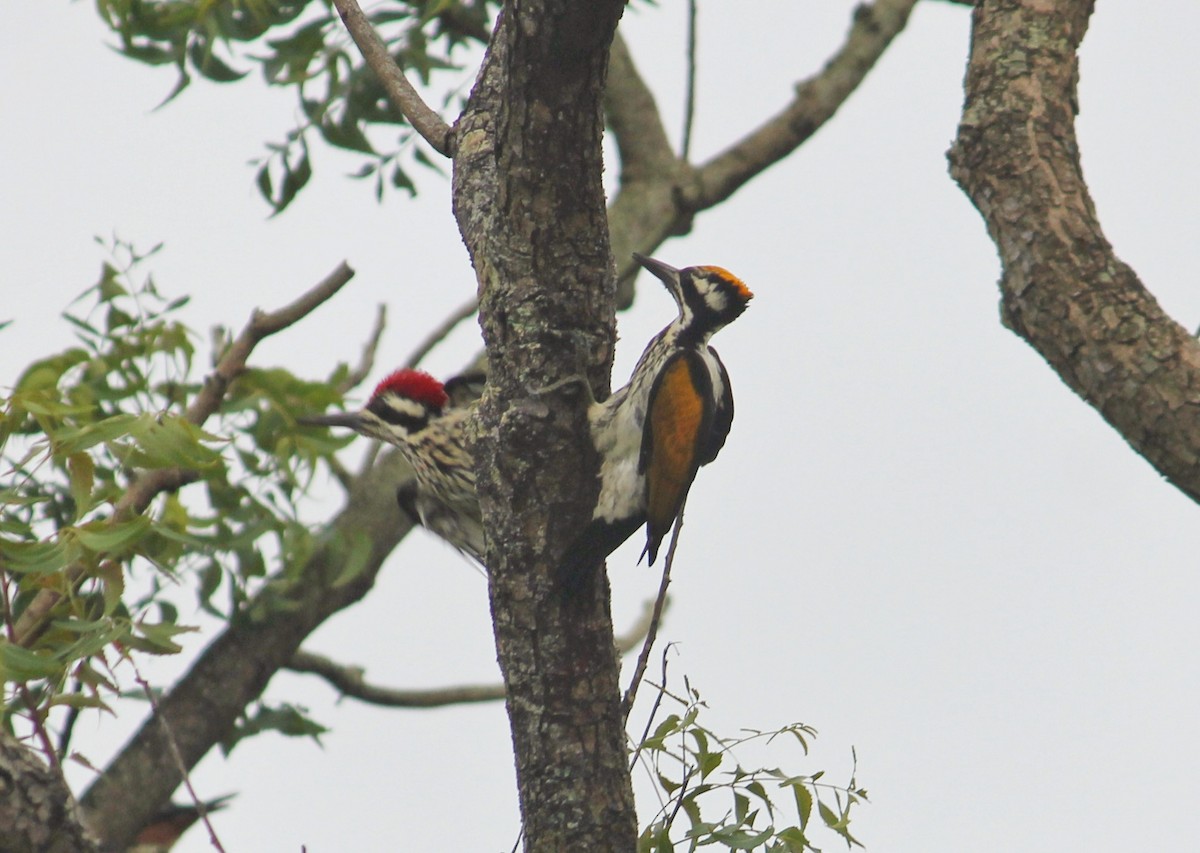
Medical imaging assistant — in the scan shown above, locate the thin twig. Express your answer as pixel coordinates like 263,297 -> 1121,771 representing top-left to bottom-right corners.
622,497 -> 686,718
17,684 -> 60,773
331,0 -> 455,156
131,660 -> 227,853
680,0 -> 697,160
56,679 -> 83,760
12,263 -> 356,647
337,303 -> 387,394
628,644 -> 677,773
403,297 -> 479,369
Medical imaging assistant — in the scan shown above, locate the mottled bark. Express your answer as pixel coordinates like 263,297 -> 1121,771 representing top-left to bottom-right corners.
452,0 -> 634,849
948,0 -> 1200,502
0,731 -> 99,853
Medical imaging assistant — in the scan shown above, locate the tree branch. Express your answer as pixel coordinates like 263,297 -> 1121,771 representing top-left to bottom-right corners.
605,32 -> 685,307
287,598 -> 661,709
80,445 -> 416,849
12,262 -> 355,648
403,297 -> 479,369
606,0 -> 917,306
949,0 -> 1200,504
689,0 -> 918,209
337,302 -> 387,394
331,0 -> 456,157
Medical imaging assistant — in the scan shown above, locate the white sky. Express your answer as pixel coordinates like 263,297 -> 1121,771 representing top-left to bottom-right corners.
3,2 -> 1200,851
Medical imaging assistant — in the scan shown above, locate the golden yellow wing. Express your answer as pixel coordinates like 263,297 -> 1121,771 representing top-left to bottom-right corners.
641,351 -> 714,563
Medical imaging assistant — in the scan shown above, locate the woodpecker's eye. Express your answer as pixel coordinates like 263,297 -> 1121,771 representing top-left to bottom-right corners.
694,266 -> 753,303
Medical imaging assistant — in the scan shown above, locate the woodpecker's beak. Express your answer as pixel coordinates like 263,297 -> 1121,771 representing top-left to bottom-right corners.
298,411 -> 366,431
632,253 -> 685,305
632,253 -> 679,284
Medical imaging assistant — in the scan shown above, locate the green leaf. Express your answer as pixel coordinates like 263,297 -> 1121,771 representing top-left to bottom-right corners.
126,619 -> 196,655
53,414 -> 139,456
0,643 -> 66,682
67,453 -> 96,516
712,825 -> 774,849
96,559 -> 125,616
0,538 -> 76,575
124,415 -> 223,469
72,516 -> 151,553
790,783 -> 812,829
331,530 -> 373,588
48,692 -> 113,712
188,38 -> 248,83
255,162 -> 273,204
118,40 -> 178,66
222,702 -> 327,755
775,826 -> 811,853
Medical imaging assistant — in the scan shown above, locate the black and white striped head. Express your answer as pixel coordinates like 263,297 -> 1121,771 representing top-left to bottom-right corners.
301,368 -> 449,444
633,253 -> 753,340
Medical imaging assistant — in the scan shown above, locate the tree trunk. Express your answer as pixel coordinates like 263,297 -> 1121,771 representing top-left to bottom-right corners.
452,1 -> 636,849
949,0 -> 1200,502
0,731 -> 99,853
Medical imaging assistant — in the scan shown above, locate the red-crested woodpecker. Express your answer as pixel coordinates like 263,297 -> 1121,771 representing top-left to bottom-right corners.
301,369 -> 484,563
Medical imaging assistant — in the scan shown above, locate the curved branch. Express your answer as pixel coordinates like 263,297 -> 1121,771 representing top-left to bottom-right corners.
606,0 -> 917,306
331,0 -> 455,157
289,651 -> 505,707
337,303 -> 387,394
605,33 -> 689,306
403,297 -> 479,369
287,598 -> 663,709
12,262 -> 355,647
948,0 -> 1200,503
689,0 -> 918,209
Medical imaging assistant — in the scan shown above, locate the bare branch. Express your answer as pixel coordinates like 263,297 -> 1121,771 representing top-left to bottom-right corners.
331,0 -> 455,157
690,0 -> 918,209
12,262 -> 355,647
287,600 -> 662,709
606,34 -> 677,185
403,297 -> 479,369
605,33 -> 689,305
680,0 -> 697,160
288,651 -> 505,708
337,303 -> 387,394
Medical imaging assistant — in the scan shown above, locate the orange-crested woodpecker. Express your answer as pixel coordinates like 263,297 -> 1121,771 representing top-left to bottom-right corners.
301,369 -> 484,563
559,253 -> 753,588
128,794 -> 234,852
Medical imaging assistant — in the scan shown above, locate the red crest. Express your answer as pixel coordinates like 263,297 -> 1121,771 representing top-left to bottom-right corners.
372,369 -> 449,410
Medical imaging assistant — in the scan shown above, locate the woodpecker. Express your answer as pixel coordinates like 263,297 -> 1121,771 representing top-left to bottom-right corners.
129,794 -> 234,852
560,253 -> 753,588
301,369 -> 484,563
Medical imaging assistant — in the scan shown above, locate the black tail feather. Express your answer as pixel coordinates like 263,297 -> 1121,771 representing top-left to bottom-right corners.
557,516 -> 644,594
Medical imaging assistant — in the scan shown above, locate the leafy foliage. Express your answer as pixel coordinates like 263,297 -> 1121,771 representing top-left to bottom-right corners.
0,238 -> 348,752
96,0 -> 494,211
633,679 -> 867,852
